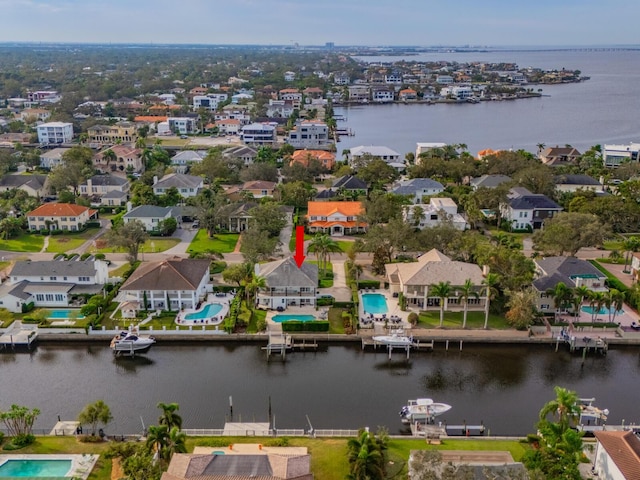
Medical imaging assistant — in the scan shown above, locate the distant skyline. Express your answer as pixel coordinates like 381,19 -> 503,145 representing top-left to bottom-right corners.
1,0 -> 639,46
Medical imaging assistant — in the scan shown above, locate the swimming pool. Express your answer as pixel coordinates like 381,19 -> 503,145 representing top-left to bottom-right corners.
48,309 -> 85,319
185,303 -> 223,320
581,306 -> 624,315
0,459 -> 72,477
361,293 -> 388,315
272,314 -> 316,323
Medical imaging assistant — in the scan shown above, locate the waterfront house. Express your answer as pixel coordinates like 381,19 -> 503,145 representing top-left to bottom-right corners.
347,85 -> 370,103
554,174 -> 604,193
290,150 -> 336,170
533,256 -> 607,313
371,87 -> 395,103
119,257 -> 211,311
278,88 -> 302,108
161,445 -> 313,480
469,174 -> 512,190
392,178 -> 445,203
593,430 -> 640,480
385,249 -> 486,312
415,142 -> 448,163
398,88 -> 418,101
409,450 -> 527,480
39,148 -> 70,169
255,257 -> 318,310
0,174 -> 48,198
539,146 -> 582,166
348,145 -> 401,168
306,201 -> 366,236
153,173 -> 204,198
0,258 -> 109,313
500,187 -> 562,231
403,198 -> 468,230
27,203 -> 97,231
603,143 -> 640,168
36,122 -> 73,145
287,120 -> 330,149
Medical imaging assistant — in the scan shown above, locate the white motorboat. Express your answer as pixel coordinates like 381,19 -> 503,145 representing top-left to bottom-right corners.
110,330 -> 155,354
576,398 -> 609,433
400,398 -> 452,424
373,331 -> 413,347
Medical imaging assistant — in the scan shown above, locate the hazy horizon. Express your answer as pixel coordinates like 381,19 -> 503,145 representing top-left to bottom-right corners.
0,0 -> 638,46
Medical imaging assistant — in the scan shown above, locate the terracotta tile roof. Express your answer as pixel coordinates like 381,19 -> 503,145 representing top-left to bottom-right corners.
28,203 -> 95,218
291,150 -> 336,165
308,220 -> 360,228
594,430 -> 640,479
216,119 -> 241,125
134,116 -> 168,122
307,201 -> 363,217
243,180 -> 276,191
279,88 -> 300,94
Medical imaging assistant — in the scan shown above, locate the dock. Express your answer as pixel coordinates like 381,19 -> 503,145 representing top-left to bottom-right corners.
263,335 -> 319,359
0,321 -> 38,350
556,330 -> 608,355
361,337 -> 434,359
409,421 -> 487,438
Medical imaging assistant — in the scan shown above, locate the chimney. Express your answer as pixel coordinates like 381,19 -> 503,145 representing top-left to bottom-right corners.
482,265 -> 490,277
153,175 -> 158,185
126,201 -> 132,213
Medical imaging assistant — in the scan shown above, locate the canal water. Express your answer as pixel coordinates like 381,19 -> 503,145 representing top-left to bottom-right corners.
2,343 -> 639,436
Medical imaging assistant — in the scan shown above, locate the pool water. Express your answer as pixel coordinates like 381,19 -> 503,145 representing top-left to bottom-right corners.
361,293 -> 388,314
272,314 -> 316,323
0,459 -> 72,477
581,306 -> 624,315
48,310 -> 85,319
184,303 -> 223,320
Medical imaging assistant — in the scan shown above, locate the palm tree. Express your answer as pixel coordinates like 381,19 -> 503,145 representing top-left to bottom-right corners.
546,282 -> 573,322
482,273 -> 500,329
536,143 -> 546,155
588,291 -> 606,324
539,386 -> 580,434
457,279 -> 478,329
164,426 -> 187,462
307,233 -> 342,276
622,236 -> 640,273
607,289 -> 625,323
146,424 -> 169,460
430,281 -> 452,327
157,402 -> 182,431
245,275 -> 266,306
347,261 -> 363,285
102,149 -> 116,168
346,430 -> 385,480
573,285 -> 590,320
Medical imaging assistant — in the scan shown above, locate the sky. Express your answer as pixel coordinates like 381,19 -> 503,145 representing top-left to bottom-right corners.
0,0 -> 639,46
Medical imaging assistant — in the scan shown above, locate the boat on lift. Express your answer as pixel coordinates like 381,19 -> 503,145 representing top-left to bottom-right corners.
110,330 -> 155,354
400,398 -> 452,424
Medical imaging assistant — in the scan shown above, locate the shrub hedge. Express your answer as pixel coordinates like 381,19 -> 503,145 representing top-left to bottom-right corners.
281,320 -> 330,332
357,280 -> 380,289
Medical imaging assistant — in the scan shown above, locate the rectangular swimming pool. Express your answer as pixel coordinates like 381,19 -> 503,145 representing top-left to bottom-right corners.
185,303 -> 223,320
361,293 -> 388,315
0,459 -> 72,477
272,314 -> 316,323
48,309 -> 85,320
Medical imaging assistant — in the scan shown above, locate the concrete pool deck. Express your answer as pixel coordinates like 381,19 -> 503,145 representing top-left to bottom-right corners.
358,290 -> 410,329
175,292 -> 232,326
0,454 -> 98,480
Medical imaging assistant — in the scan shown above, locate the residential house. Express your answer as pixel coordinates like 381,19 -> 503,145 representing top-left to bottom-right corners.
171,150 -> 207,173
240,180 -> 277,199
123,205 -> 175,231
303,87 -> 323,100
279,88 -> 302,108
631,253 -> 640,282
218,202 -> 256,232
99,190 -> 128,207
161,445 -> 313,480
283,71 -> 296,82
371,87 -> 395,103
0,258 -> 109,313
119,257 -> 211,311
415,142 -> 447,163
403,198 -> 468,230
79,175 -> 129,203
385,249 -> 486,311
27,203 -> 97,231
153,173 -> 204,198
392,178 -> 445,203
398,88 -> 418,101
231,92 -> 253,103
94,145 -> 144,173
192,93 -> 228,111
266,99 -> 296,118
19,108 -> 51,122
287,120 -> 330,149
533,256 -> 607,313
315,175 -> 367,201
348,145 -> 401,168
539,146 -> 582,166
554,174 -> 604,193
39,148 -> 70,169
27,90 -> 61,103
290,150 -> 336,170
0,174 -> 48,198
603,143 -> 640,168
223,145 -> 258,166
215,118 -> 241,135
240,123 -> 277,145
306,201 -> 366,236
333,72 -> 350,85
500,187 -> 563,231
36,122 -> 73,145
348,85 -> 370,103
87,121 -> 138,146
470,174 -> 512,190
593,430 -> 640,480
255,257 -> 318,310
436,75 -> 454,84
168,117 -> 198,135
385,71 -> 403,84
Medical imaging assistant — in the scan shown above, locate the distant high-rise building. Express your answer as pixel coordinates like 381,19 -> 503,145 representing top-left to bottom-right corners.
325,42 -> 335,49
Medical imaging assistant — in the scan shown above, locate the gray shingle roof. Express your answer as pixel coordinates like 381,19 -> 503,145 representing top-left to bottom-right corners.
256,257 -> 318,288
470,174 -> 512,189
123,205 -> 172,219
0,174 -> 47,190
154,173 -> 203,189
85,175 -> 128,187
534,256 -> 606,290
120,258 -> 210,292
392,178 -> 444,195
554,174 -> 602,186
332,175 -> 367,190
10,260 -> 99,277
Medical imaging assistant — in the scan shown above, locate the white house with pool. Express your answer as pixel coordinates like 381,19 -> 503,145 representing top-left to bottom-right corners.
255,257 -> 318,310
0,258 -> 109,313
119,257 -> 211,311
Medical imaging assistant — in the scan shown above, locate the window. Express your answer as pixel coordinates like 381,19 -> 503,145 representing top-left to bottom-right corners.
61,217 -> 67,221
79,276 -> 90,282
49,276 -> 57,281
55,294 -> 64,302
36,294 -> 44,301
45,294 -> 54,302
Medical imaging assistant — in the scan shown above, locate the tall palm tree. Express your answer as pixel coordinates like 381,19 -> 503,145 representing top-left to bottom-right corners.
539,386 -> 580,434
157,402 -> 182,431
307,233 -> 342,276
588,291 -> 606,324
536,143 -> 546,155
245,275 -> 266,305
622,236 -> 640,273
430,281 -> 452,327
546,282 -> 573,322
146,424 -> 169,460
346,430 -> 385,480
482,273 -> 500,329
573,285 -> 590,320
164,426 -> 187,462
607,289 -> 625,323
457,279 -> 478,329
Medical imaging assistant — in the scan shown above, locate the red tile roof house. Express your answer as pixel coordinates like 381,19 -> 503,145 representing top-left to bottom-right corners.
306,201 -> 367,236
290,150 -> 336,170
27,203 -> 97,231
593,430 -> 640,480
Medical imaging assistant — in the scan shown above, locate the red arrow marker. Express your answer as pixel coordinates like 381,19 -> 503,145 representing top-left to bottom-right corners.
293,225 -> 306,268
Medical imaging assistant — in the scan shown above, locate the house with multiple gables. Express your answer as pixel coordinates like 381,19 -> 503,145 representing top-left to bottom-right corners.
27,203 -> 97,231
500,187 -> 562,231
348,145 -> 401,168
403,198 -> 468,230
223,145 -> 258,166
170,150 -> 207,173
255,257 -> 318,310
290,150 -> 336,170
94,144 -> 144,173
392,178 -> 445,203
79,175 -> 130,198
315,175 -> 367,201
39,147 -> 70,169
469,174 -> 512,190
88,121 -> 138,146
225,180 -> 277,200
554,174 -> 604,193
0,258 -> 109,313
119,257 -> 211,311
152,173 -> 204,198
306,201 -> 366,236
385,249 -> 487,312
533,256 -> 607,312
539,146 -> 582,166
0,174 -> 49,198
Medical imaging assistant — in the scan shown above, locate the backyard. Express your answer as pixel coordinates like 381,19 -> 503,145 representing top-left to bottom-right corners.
45,228 -> 101,253
91,237 -> 180,254
0,232 -> 44,252
188,230 -> 240,255
417,310 -> 511,329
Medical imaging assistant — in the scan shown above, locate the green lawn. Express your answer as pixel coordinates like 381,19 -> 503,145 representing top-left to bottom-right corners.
289,231 -> 311,252
188,230 -> 240,255
0,233 -> 44,252
327,307 -> 348,334
418,310 -> 511,329
46,228 -> 100,253
309,260 -> 333,287
93,237 -> 180,254
108,263 -> 133,278
247,308 -> 266,333
156,138 -> 190,147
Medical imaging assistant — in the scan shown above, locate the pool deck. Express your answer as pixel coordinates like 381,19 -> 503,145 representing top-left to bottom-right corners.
358,290 -> 410,330
266,306 -> 328,330
0,454 -> 98,480
175,292 -> 232,326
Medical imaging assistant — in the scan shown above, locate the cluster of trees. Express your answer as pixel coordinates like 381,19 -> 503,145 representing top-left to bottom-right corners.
0,404 -> 40,448
546,282 -> 625,324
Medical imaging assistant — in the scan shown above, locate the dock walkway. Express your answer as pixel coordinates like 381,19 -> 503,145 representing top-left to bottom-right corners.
0,321 -> 37,350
